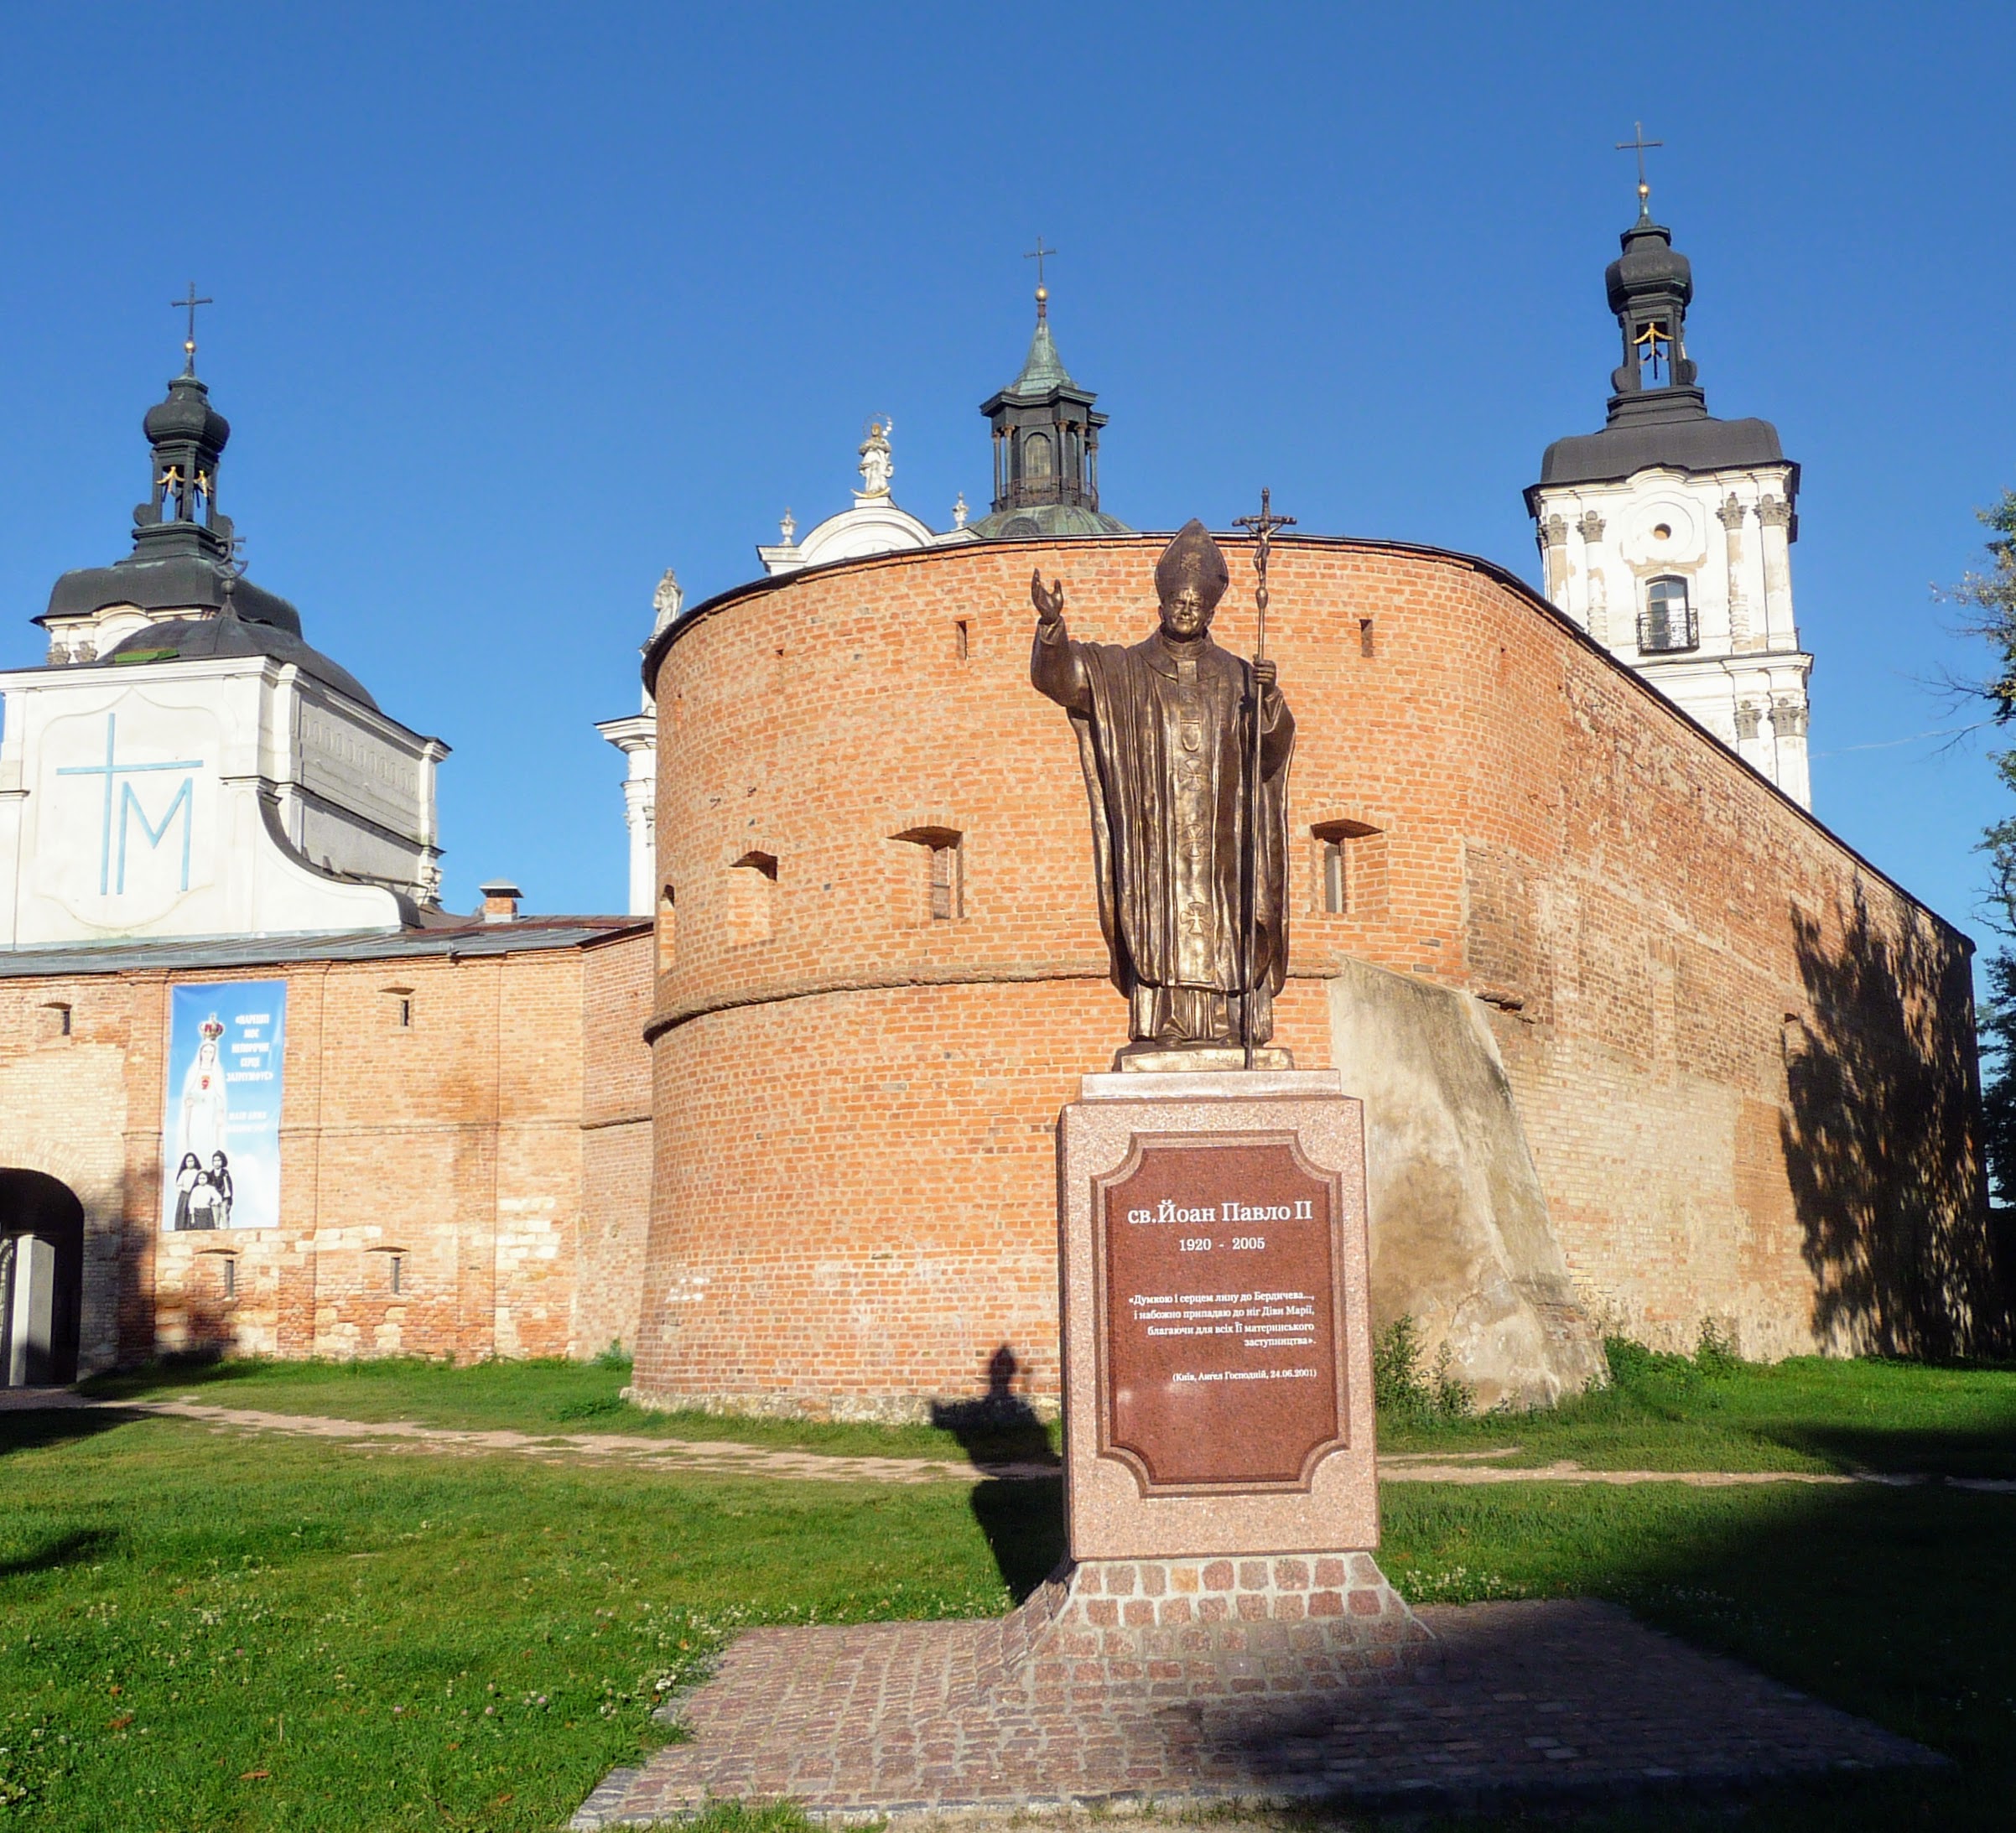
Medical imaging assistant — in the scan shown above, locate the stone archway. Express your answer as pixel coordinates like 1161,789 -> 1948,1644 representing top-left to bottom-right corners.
1,1169 -> 86,1386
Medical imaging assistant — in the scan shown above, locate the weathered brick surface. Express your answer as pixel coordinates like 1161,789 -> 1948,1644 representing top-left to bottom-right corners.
0,928 -> 653,1369
636,535 -> 1987,1417
581,1591 -> 1937,1825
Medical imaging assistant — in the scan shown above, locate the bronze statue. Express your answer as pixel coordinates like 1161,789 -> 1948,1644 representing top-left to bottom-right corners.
1031,520 -> 1295,1067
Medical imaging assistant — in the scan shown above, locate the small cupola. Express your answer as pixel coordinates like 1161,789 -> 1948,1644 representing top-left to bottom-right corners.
967,249 -> 1133,541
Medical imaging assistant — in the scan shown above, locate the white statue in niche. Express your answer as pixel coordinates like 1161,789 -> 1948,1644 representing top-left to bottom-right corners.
858,418 -> 893,498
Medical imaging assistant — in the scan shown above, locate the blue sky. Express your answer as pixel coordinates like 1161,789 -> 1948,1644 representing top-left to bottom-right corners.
2,2 -> 2011,941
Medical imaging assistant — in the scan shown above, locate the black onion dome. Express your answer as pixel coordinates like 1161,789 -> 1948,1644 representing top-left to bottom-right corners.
143,375 -> 231,452
1605,222 -> 1693,316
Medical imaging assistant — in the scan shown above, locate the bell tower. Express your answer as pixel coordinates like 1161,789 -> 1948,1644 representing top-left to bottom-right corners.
132,285 -> 234,561
1526,143 -> 1813,808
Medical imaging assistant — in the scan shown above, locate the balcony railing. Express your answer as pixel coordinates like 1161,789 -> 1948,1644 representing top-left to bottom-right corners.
1638,604 -> 1699,655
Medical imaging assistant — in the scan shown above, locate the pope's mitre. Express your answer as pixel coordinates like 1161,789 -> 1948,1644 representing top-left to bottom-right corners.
1153,518 -> 1230,611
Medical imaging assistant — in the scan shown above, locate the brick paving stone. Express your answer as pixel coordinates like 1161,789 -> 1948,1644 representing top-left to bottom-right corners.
572,1576 -> 1940,1828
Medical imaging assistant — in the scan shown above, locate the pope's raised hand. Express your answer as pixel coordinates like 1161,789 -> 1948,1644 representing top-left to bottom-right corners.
1031,569 -> 1066,626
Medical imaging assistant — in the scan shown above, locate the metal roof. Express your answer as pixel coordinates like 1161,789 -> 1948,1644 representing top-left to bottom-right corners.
0,917 -> 646,980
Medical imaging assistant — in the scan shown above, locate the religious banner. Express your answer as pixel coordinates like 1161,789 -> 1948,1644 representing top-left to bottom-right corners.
160,981 -> 288,1232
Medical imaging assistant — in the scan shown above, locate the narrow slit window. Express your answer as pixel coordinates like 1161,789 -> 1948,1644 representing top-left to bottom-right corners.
892,828 -> 964,922
1359,618 -> 1375,658
222,1257 -> 237,1299
954,620 -> 970,661
389,1253 -> 404,1296
930,842 -> 959,921
657,884 -> 677,973
1311,819 -> 1380,915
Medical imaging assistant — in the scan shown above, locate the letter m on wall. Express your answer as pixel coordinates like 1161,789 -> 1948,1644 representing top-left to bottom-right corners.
118,776 -> 195,894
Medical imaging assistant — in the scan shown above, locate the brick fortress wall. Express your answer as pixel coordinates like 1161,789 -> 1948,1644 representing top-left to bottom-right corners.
636,536 -> 1991,1420
0,927 -> 653,1370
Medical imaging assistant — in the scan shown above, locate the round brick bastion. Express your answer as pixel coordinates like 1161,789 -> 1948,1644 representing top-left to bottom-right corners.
629,532 -> 1982,1420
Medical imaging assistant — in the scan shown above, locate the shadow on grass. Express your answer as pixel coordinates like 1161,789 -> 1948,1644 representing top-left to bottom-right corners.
927,1343 -> 1061,1470
0,1405 -> 141,1459
1369,1410 -> 2016,1830
79,1349 -> 314,1402
1764,1416 -> 2016,1479
967,1477 -> 1066,1602
0,1523 -> 122,1578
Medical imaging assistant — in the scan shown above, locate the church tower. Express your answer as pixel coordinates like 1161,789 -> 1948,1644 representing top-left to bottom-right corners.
966,274 -> 1133,541
0,318 -> 448,944
1527,170 -> 1811,806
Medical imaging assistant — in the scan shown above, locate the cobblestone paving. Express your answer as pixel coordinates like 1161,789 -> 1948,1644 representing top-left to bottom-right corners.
578,1598 -> 1939,1826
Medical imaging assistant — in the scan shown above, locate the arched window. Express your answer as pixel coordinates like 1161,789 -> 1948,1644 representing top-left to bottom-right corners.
1023,431 -> 1054,480
1639,576 -> 1696,654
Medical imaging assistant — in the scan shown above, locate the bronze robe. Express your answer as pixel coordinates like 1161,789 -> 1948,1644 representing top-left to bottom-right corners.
1032,621 -> 1295,1045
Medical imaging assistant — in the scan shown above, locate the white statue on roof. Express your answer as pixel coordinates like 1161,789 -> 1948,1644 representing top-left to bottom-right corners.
756,417 -> 943,577
857,418 -> 894,499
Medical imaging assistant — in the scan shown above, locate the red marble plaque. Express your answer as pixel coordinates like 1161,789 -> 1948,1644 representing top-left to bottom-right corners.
1094,1134 -> 1347,1493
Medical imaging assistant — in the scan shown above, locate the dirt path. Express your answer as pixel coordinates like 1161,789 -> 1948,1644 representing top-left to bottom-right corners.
9,1392 -> 2012,1492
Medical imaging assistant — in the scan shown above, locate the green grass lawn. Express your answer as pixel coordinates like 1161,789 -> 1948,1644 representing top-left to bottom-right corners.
1379,1340 -> 2016,1476
0,1410 -> 1041,1833
78,1353 -> 1060,1467
82,1339 -> 2016,1478
9,1353 -> 2014,1832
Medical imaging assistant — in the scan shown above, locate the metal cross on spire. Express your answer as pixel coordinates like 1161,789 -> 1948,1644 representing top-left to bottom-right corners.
1614,122 -> 1663,221
171,283 -> 213,375
1024,236 -> 1057,296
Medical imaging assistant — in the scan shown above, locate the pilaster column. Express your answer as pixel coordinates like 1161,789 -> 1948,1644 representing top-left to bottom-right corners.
1577,511 -> 1609,644
1758,496 -> 1795,651
1769,694 -> 1811,808
1733,698 -> 1774,777
1717,495 -> 1751,651
622,778 -> 656,916
1541,513 -> 1571,615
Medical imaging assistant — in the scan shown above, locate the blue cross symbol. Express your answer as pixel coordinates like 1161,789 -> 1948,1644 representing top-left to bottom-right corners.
55,713 -> 203,896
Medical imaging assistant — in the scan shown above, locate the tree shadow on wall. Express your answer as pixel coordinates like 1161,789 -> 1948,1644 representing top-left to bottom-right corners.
930,1344 -> 1066,1603
1783,887 -> 2015,1358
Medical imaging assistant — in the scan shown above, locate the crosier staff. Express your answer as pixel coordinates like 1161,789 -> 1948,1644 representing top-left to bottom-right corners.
1231,489 -> 1295,1071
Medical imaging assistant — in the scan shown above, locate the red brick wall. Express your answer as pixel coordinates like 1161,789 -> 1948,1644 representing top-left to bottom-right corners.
578,930 -> 654,1357
633,536 -> 1990,1417
0,928 -> 657,1371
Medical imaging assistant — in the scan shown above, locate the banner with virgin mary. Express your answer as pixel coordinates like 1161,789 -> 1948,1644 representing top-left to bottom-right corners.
159,980 -> 287,1232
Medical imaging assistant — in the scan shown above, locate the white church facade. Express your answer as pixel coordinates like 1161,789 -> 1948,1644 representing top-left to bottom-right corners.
1526,196 -> 1813,807
0,366 -> 447,945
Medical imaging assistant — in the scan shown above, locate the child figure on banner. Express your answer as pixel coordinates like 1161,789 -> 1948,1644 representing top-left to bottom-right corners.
206,1151 -> 234,1229
173,1153 -> 203,1231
